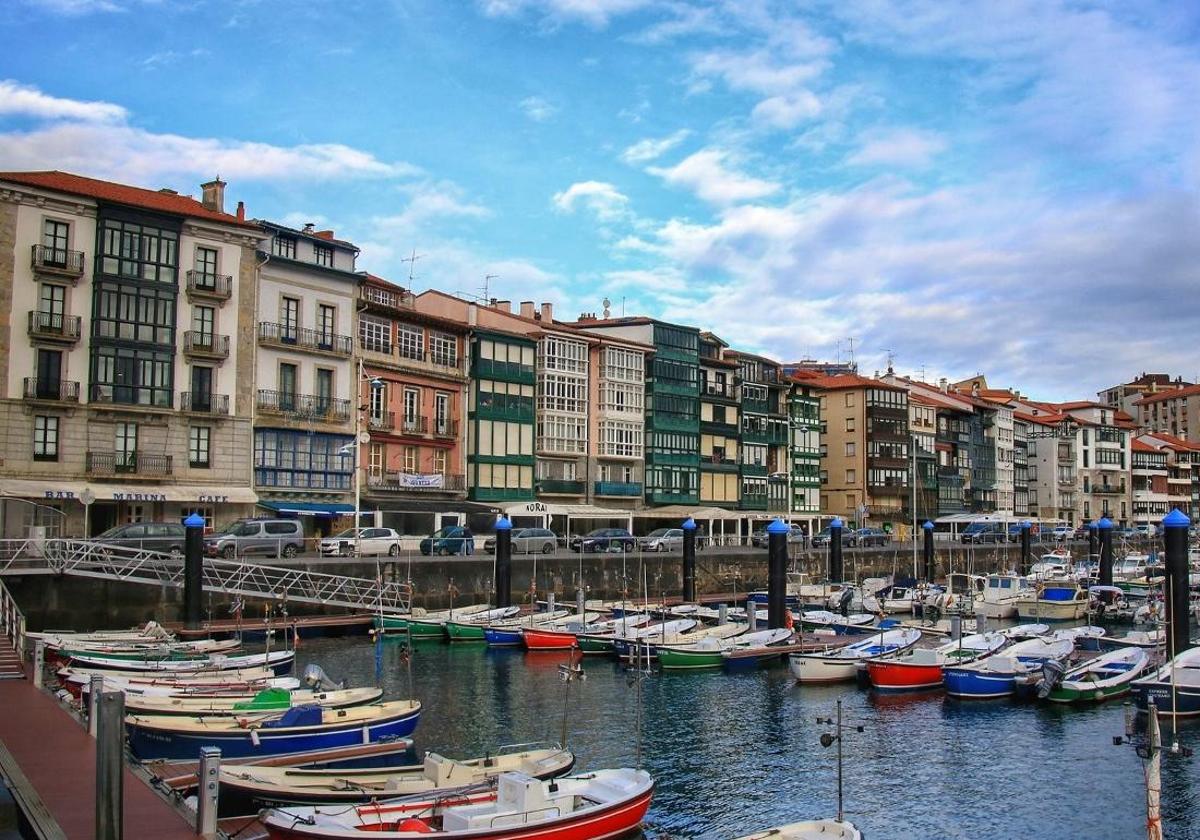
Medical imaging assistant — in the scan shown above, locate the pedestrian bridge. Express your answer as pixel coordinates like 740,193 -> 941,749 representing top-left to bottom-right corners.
0,539 -> 411,614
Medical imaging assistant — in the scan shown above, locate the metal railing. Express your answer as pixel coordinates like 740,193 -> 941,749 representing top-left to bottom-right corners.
180,391 -> 230,414
432,419 -> 458,438
257,322 -> 353,355
31,245 -> 84,275
400,416 -> 428,434
0,577 -> 26,670
368,472 -> 466,492
359,285 -> 416,311
22,377 -> 80,402
27,311 -> 82,340
185,270 -> 233,299
256,389 -> 351,422
367,411 -> 396,431
183,331 -> 230,358
86,451 -> 174,477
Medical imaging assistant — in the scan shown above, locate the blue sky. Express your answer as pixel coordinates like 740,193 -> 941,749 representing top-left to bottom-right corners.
2,0 -> 1199,400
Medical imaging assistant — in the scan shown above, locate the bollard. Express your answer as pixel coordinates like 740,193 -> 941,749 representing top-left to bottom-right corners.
829,517 -> 844,584
197,746 -> 221,839
746,598 -> 757,632
922,521 -> 935,583
1161,508 -> 1192,658
32,640 -> 44,689
950,614 -> 962,643
718,603 -> 728,626
494,516 -> 513,609
681,518 -> 697,604
766,518 -> 789,630
96,691 -> 124,840
1019,520 -> 1032,576
89,674 -> 104,737
1097,517 -> 1114,587
183,512 -> 206,631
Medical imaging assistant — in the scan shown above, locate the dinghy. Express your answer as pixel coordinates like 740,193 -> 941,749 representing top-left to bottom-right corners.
403,604 -> 495,638
1131,646 -> 1200,716
483,611 -> 598,646
122,686 -> 382,716
442,607 -> 524,641
1040,646 -> 1151,704
657,629 -> 790,670
27,621 -> 173,644
259,767 -> 654,840
521,614 -> 651,651
60,666 -> 286,698
1049,625 -> 1107,651
789,629 -> 922,684
943,637 -> 1074,699
866,632 -> 1008,692
63,649 -> 294,675
1104,629 -> 1166,650
798,611 -> 876,634
999,623 -> 1050,640
126,699 -> 422,760
620,621 -> 744,659
586,618 -> 696,656
735,820 -> 863,839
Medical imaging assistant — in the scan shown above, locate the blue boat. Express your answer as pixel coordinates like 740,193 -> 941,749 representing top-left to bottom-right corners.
944,637 -> 1074,699
483,626 -> 525,646
1131,646 -> 1200,717
125,700 -> 421,760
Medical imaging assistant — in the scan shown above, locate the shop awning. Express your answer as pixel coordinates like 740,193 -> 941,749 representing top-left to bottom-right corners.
0,479 -> 258,504
501,501 -> 633,519
257,501 -> 358,517
631,505 -> 748,521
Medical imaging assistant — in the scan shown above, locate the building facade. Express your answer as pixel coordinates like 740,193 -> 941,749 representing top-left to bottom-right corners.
698,333 -> 740,508
1136,385 -> 1200,442
788,379 -> 821,519
1130,439 -> 1169,526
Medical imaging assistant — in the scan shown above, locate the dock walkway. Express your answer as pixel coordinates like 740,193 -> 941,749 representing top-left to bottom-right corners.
0,672 -> 199,839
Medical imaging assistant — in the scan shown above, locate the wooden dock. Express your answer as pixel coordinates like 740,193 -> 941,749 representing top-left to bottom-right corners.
0,669 -> 200,839
167,612 -> 375,640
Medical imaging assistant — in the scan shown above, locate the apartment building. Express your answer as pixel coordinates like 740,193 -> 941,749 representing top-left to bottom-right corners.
698,333 -> 740,508
909,395 -> 939,522
1022,411 -> 1078,524
1056,403 -> 1133,525
1136,384 -> 1200,442
788,378 -> 821,519
1099,373 -> 1192,418
1138,433 -> 1200,521
729,351 -> 790,514
252,221 -> 359,531
1130,439 -> 1169,525
0,171 -> 261,536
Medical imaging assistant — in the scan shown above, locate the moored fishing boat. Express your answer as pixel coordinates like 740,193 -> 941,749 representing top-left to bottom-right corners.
1014,579 -> 1090,621
523,614 -> 651,652
1049,625 -> 1107,651
122,686 -> 382,716
259,767 -> 654,840
1104,629 -> 1166,650
976,573 -> 1032,619
734,820 -> 863,839
603,618 -> 697,657
943,637 -> 1074,699
1000,623 -> 1051,640
480,610 -> 580,646
125,699 -> 422,760
63,649 -> 295,675
797,611 -> 875,634
45,637 -> 240,660
27,621 -> 173,644
1131,646 -> 1200,716
866,632 -> 1007,692
657,629 -> 791,670
442,607 -> 523,641
621,621 -> 744,659
1040,646 -> 1151,704
789,628 -> 922,684
405,604 -> 494,639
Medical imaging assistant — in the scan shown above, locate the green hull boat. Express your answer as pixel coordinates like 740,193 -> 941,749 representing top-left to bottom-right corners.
575,635 -> 615,654
444,621 -> 487,642
657,646 -> 724,670
406,619 -> 449,639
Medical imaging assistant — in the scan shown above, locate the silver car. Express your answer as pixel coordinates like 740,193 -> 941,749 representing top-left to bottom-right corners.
204,518 -> 305,558
484,528 -> 559,554
640,528 -> 684,552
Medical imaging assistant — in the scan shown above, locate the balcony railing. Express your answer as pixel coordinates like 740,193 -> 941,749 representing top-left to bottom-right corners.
183,331 -> 230,359
704,381 -> 738,400
180,391 -> 229,415
27,311 -> 81,342
256,389 -> 351,422
432,419 -> 458,439
1093,484 -> 1127,495
258,322 -> 353,356
594,481 -> 642,497
400,416 -> 428,435
367,411 -> 396,431
537,479 -> 585,495
367,472 -> 465,492
86,451 -> 173,477
358,285 -> 416,311
31,245 -> 84,277
185,270 -> 233,300
23,378 -> 79,402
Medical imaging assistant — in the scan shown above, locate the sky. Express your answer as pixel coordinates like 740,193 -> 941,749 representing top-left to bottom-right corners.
2,0 -> 1199,401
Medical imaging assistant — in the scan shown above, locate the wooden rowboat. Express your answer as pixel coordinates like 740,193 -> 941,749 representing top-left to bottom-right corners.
122,686 -> 383,716
735,819 -> 863,839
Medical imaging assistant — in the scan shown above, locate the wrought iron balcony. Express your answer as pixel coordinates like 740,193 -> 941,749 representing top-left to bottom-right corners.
432,419 -> 459,439
86,451 -> 173,477
180,391 -> 229,415
358,285 -> 416,312
1092,483 -> 1127,495
183,331 -> 230,359
258,322 -> 353,356
536,479 -> 585,495
400,416 -> 428,435
185,270 -> 233,300
31,245 -> 84,277
367,411 -> 396,431
23,378 -> 79,402
256,389 -> 351,422
27,311 -> 81,343
367,472 -> 465,492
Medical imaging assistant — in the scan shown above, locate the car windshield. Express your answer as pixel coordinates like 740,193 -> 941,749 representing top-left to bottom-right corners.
214,521 -> 246,535
331,529 -> 364,539
431,527 -> 458,538
646,529 -> 670,538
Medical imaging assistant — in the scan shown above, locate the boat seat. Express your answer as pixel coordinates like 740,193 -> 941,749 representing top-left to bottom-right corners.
422,752 -> 455,786
496,772 -> 550,813
986,657 -> 1018,675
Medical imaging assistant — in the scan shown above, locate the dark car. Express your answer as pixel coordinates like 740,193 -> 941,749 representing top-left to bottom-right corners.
811,526 -> 850,548
961,522 -> 1006,544
752,525 -> 806,547
569,528 -> 635,553
96,522 -> 187,556
419,526 -> 474,556
1072,524 -> 1090,540
849,527 -> 889,547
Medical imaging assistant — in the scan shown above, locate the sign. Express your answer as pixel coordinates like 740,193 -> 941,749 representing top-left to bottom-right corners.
79,489 -> 96,506
395,473 -> 445,489
520,502 -> 548,513
198,494 -> 229,504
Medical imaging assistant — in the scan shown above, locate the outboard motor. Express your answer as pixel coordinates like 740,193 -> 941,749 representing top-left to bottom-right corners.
837,587 -> 854,617
1036,659 -> 1067,700
303,663 -> 346,691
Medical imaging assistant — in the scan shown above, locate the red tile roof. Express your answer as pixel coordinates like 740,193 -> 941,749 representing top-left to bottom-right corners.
1140,432 -> 1200,452
788,372 -> 904,391
1132,439 -> 1161,453
0,170 -> 260,229
1134,384 -> 1200,405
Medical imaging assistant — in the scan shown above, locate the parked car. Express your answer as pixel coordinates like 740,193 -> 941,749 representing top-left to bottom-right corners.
640,528 -> 684,552
419,526 -> 474,556
204,518 -> 305,558
1051,526 -> 1074,542
1073,524 -> 1091,540
849,527 -> 889,547
483,528 -> 559,554
811,526 -> 849,548
318,527 -> 402,557
960,522 -> 1006,544
1135,524 -> 1158,538
569,528 -> 635,553
96,522 -> 187,556
750,525 -> 806,547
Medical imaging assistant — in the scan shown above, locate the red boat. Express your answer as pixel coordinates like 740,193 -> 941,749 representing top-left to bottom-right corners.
521,627 -> 578,650
261,768 -> 654,839
866,632 -> 1007,692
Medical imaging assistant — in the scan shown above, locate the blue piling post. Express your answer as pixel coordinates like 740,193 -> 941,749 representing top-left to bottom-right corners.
1161,508 -> 1192,658
681,518 -> 697,604
767,518 -> 790,630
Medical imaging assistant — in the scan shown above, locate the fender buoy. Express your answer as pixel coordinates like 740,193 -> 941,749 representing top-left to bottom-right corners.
396,818 -> 434,833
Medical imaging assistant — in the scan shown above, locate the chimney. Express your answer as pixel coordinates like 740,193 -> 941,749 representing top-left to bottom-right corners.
315,230 -> 335,240
495,300 -> 512,313
236,201 -> 245,222
200,177 -> 226,214
302,223 -> 315,235
467,302 -> 478,326
938,377 -> 948,392
541,302 -> 553,322
578,312 -> 595,322
519,301 -> 535,319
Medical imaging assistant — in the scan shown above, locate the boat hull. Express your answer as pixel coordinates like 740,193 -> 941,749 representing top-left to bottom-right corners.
405,620 -> 447,639
1131,681 -> 1200,717
1014,601 -> 1088,622
657,647 -> 724,670
943,667 -> 1016,699
444,621 -> 487,642
521,628 -> 578,650
1046,682 -> 1135,704
574,635 -> 615,655
867,660 -> 944,692
484,627 -> 525,646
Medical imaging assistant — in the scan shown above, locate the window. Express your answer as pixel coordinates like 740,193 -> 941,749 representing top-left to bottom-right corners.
537,415 -> 587,454
34,349 -> 62,399
91,346 -> 172,407
433,449 -> 447,475
360,316 -> 391,353
42,219 -> 70,265
181,507 -> 214,531
274,235 -> 296,259
404,446 -> 418,473
845,392 -> 855,407
192,306 -> 215,345
93,281 -> 175,345
190,366 -> 213,410
538,372 -> 588,415
845,442 -> 856,457
846,469 -> 856,483
189,427 -> 211,467
540,336 -> 587,374
115,422 -> 137,469
99,218 -> 177,282
846,494 -> 856,509
315,369 -> 334,410
600,381 -> 643,413
33,416 -> 58,461
317,305 -> 336,345
604,347 -> 643,383
845,417 -> 855,432
281,297 -> 300,339
368,443 -> 384,477
598,420 -> 644,457
434,392 -> 450,435
254,430 -> 353,489
38,284 -> 66,331
279,363 -> 298,400
193,246 -> 218,280
369,381 -> 387,421
314,245 -> 333,267
397,325 -> 423,360
403,388 -> 420,423
429,332 -> 458,367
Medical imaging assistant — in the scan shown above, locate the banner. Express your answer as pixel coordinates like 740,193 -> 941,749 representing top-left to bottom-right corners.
395,473 -> 445,489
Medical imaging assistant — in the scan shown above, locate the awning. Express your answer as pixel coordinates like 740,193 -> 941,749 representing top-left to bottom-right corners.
631,505 -> 748,521
0,479 -> 258,504
501,501 -> 633,519
257,501 -> 358,517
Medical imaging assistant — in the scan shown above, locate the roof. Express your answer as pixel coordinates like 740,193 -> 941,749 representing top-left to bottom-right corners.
0,170 -> 260,230
1053,400 -> 1111,411
1135,384 -> 1200,405
1140,432 -> 1200,452
257,219 -> 358,250
787,372 -> 905,392
1014,410 -> 1068,426
1132,439 -> 1163,454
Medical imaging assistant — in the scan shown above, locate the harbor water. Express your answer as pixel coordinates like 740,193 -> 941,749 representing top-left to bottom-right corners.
287,633 -> 1200,839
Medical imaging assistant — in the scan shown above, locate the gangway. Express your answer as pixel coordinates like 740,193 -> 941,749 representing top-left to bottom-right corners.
0,539 -> 411,614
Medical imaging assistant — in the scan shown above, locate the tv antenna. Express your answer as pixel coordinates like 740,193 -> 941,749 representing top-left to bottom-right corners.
481,274 -> 500,302
400,249 -> 424,283
882,348 -> 894,372
846,337 -> 857,369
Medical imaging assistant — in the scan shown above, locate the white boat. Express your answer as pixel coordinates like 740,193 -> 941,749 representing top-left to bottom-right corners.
1132,646 -> 1200,716
122,686 -> 382,716
798,611 -> 875,631
1049,626 -> 1107,645
66,671 -> 298,697
789,629 -> 922,683
1105,629 -> 1166,649
925,573 -> 986,616
943,637 -> 1075,699
1042,646 -> 1152,703
976,573 -> 1032,619
27,621 -> 173,644
879,583 -> 923,614
1000,623 -> 1050,640
736,820 -> 863,839
1014,579 -> 1090,621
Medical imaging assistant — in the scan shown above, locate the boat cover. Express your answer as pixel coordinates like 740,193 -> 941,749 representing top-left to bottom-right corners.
265,704 -> 322,728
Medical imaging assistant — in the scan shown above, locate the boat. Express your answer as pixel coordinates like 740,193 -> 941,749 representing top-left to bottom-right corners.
797,611 -> 876,634
976,573 -> 1032,619
126,699 -> 422,760
735,820 -> 863,839
1040,646 -> 1152,704
866,632 -> 1008,692
122,686 -> 383,716
789,629 -> 923,684
217,746 -> 575,810
27,621 -> 174,644
924,573 -> 986,617
59,667 -> 291,698
878,580 -> 926,614
481,611 -> 588,646
620,621 -> 745,659
999,623 -> 1051,640
441,607 -> 523,641
1131,647 -> 1200,717
521,614 -> 651,652
596,618 -> 697,657
258,767 -> 655,840
1104,629 -> 1166,649
657,629 -> 791,670
1049,625 -> 1107,651
373,604 -> 493,634
404,605 -> 495,639
1014,579 -> 1090,621
45,637 -> 241,659
943,637 -> 1075,699
62,649 -> 295,675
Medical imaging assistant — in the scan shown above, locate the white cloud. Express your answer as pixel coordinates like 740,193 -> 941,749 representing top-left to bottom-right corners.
479,0 -> 654,28
518,96 -> 556,122
751,92 -> 822,129
21,0 -> 137,13
552,180 -> 629,220
848,128 -> 947,168
690,49 -> 827,97
620,129 -> 690,163
0,79 -> 127,123
647,148 -> 780,205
